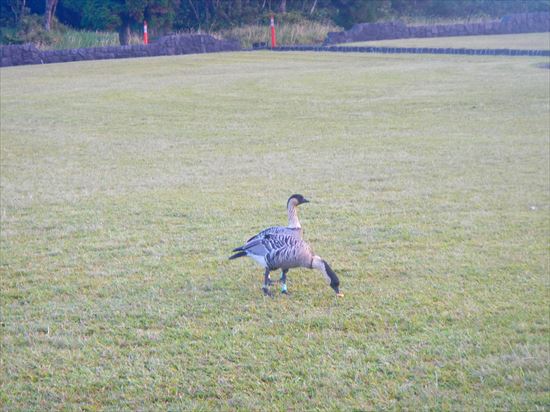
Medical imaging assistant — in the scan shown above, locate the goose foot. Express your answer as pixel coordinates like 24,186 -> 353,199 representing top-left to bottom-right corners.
262,287 -> 273,297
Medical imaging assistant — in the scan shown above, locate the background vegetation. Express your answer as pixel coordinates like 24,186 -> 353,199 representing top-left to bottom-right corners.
1,45 -> 549,410
1,0 -> 549,47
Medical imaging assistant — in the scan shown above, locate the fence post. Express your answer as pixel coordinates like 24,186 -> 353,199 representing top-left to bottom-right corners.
144,21 -> 148,45
270,15 -> 277,48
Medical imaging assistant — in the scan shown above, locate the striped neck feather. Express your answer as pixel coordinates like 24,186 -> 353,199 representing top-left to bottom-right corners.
287,202 -> 301,228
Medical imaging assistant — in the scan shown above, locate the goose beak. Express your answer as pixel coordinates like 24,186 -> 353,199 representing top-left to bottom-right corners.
302,198 -> 310,204
332,284 -> 344,297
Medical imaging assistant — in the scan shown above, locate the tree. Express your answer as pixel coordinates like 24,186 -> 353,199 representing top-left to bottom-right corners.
3,0 -> 27,24
61,0 -> 180,45
19,0 -> 549,46
44,0 -> 58,30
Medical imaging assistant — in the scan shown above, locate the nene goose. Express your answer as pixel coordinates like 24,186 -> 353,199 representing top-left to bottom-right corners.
229,194 -> 343,297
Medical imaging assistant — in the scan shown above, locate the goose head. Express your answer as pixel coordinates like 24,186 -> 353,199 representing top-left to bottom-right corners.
287,194 -> 309,208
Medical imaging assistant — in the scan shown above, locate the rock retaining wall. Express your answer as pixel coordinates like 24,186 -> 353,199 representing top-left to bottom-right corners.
325,12 -> 550,44
269,44 -> 550,56
0,34 -> 240,67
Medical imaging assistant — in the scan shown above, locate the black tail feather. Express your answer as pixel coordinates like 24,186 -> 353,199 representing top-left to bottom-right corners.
232,246 -> 244,252
229,251 -> 247,260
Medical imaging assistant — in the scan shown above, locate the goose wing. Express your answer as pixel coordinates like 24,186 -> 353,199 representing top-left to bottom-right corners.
246,226 -> 301,243
264,233 -> 312,269
237,232 -> 311,270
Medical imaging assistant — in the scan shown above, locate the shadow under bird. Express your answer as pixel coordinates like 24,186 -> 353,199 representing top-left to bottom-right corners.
229,194 -> 344,297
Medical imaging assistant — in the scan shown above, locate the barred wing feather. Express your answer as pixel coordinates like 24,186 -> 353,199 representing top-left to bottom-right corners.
234,231 -> 312,270
247,226 -> 302,243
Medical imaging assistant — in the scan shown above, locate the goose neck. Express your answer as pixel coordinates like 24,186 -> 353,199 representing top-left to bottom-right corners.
287,203 -> 301,228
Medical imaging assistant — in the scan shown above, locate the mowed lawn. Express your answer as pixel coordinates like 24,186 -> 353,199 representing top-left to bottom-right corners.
343,32 -> 550,50
1,50 -> 549,410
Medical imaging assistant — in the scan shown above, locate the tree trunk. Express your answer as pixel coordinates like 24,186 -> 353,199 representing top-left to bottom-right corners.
279,0 -> 286,14
44,0 -> 58,31
10,0 -> 26,23
188,0 -> 200,30
118,18 -> 131,46
310,0 -> 318,15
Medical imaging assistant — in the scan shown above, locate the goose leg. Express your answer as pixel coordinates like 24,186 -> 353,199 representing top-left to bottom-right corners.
280,269 -> 289,294
262,268 -> 273,296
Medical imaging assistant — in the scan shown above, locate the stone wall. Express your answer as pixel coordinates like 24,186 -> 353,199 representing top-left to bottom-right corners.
325,12 -> 550,44
0,34 -> 240,67
271,44 -> 549,57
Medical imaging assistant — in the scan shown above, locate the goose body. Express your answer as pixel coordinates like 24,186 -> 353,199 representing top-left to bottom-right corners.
230,194 -> 342,297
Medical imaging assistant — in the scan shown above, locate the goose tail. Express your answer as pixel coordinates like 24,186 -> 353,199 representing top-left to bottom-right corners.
229,250 -> 247,260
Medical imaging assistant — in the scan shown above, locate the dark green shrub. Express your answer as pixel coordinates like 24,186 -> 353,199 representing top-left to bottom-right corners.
0,12 -> 54,47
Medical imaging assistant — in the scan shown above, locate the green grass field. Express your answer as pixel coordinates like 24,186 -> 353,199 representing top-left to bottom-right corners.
343,32 -> 550,50
1,50 -> 549,410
